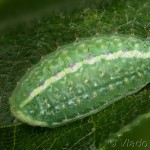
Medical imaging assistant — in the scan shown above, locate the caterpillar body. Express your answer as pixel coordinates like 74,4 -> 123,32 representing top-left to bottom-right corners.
9,34 -> 150,128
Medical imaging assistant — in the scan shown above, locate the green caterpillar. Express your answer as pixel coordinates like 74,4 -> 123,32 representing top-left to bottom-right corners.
9,34 -> 150,128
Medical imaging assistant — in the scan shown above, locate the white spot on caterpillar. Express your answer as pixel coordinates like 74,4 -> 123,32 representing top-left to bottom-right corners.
124,78 -> 129,84
62,103 -> 66,109
137,72 -> 143,77
68,100 -> 75,106
47,104 -> 51,108
84,79 -> 88,84
117,43 -> 123,47
109,84 -> 114,90
98,88 -> 106,93
114,38 -> 120,41
115,81 -> 123,86
94,82 -> 98,87
80,43 -> 86,48
134,44 -> 140,48
40,110 -> 45,115
55,106 -> 61,111
96,39 -> 103,44
92,92 -> 97,97
30,110 -> 34,114
76,99 -> 81,103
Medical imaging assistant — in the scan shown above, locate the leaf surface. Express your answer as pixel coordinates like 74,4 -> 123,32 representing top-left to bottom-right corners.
0,0 -> 150,149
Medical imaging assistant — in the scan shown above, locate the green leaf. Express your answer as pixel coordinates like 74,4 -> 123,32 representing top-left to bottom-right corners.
0,0 -> 150,149
98,112 -> 150,150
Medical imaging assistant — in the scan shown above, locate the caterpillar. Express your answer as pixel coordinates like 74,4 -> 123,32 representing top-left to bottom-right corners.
9,34 -> 150,128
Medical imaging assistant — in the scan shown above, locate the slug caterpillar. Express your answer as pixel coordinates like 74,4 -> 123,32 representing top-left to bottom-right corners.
9,34 -> 150,127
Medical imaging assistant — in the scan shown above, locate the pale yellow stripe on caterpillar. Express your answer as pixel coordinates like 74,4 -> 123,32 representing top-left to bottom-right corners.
12,110 -> 48,127
20,50 -> 150,108
20,62 -> 83,108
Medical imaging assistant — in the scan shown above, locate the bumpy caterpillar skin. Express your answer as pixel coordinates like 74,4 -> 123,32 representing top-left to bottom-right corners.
9,34 -> 150,128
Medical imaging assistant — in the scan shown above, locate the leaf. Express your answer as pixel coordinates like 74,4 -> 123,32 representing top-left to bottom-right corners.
98,112 -> 150,150
0,0 -> 150,149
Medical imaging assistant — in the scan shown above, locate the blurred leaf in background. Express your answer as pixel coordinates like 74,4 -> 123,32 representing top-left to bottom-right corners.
0,0 -> 112,30
0,0 -> 150,149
